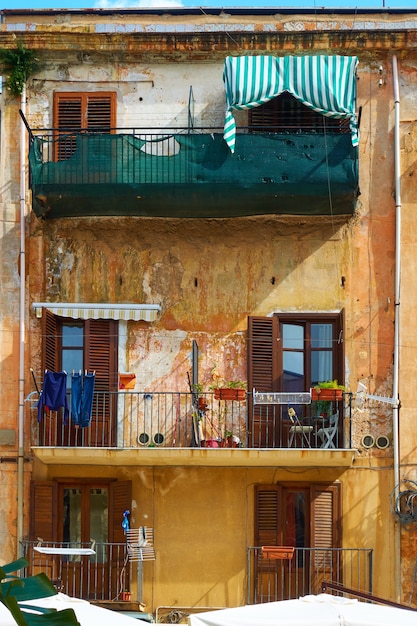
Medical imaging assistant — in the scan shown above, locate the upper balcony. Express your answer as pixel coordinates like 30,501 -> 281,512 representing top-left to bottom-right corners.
28,126 -> 358,220
29,390 -> 355,469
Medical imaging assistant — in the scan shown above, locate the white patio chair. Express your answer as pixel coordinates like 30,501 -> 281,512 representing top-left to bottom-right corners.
316,411 -> 339,449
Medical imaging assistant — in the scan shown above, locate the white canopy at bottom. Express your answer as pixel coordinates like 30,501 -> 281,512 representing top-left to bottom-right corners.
188,594 -> 417,626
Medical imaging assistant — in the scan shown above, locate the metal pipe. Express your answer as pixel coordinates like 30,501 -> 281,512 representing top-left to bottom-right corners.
17,83 -> 27,558
392,54 -> 401,602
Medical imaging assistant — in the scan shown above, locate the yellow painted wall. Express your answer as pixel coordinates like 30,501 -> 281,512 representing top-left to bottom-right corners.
40,461 -> 394,610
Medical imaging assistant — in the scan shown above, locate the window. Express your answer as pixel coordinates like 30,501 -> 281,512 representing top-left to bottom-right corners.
41,309 -> 118,446
249,92 -> 350,133
248,313 -> 343,394
53,92 -> 116,160
247,314 -> 343,447
30,479 -> 131,599
254,482 -> 341,601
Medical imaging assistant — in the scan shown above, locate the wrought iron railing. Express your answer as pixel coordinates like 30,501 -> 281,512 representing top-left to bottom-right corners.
30,391 -> 352,449
20,541 -> 130,601
247,546 -> 373,604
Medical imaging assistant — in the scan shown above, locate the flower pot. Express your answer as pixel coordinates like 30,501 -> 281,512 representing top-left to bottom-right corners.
201,439 -> 219,448
214,388 -> 246,401
198,397 -> 208,411
120,591 -> 131,601
311,388 -> 343,401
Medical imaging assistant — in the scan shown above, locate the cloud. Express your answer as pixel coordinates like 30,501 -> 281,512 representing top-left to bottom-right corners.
94,0 -> 184,7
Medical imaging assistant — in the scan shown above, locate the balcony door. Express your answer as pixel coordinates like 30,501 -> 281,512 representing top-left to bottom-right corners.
40,309 -> 118,446
247,314 -> 343,447
254,482 -> 341,601
30,479 -> 131,600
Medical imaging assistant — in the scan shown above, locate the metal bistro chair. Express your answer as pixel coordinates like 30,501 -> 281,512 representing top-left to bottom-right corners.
288,407 -> 313,448
316,411 -> 339,449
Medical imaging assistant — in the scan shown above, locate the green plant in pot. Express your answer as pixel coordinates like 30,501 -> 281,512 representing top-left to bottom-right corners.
311,380 -> 346,416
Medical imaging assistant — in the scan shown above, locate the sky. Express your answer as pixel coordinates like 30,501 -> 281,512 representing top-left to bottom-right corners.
4,0 -> 417,10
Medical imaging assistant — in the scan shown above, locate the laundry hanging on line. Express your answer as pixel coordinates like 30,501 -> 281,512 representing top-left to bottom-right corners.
37,370 -> 69,423
71,371 -> 96,427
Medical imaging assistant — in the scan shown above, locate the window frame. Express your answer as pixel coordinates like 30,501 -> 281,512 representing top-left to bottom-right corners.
248,312 -> 344,393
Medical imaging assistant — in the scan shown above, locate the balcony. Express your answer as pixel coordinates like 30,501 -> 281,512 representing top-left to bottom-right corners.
20,540 -> 135,603
247,546 -> 373,604
30,391 -> 355,468
28,127 -> 358,219
19,541 -> 372,606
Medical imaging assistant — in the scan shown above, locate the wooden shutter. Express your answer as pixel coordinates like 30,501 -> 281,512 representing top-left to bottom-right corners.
109,480 -> 132,544
255,485 -> 281,546
85,319 -> 118,446
248,316 -> 279,446
53,92 -> 116,160
30,481 -> 57,541
310,483 -> 341,590
310,483 -> 341,549
248,316 -> 278,392
85,319 -> 118,392
42,309 -> 58,373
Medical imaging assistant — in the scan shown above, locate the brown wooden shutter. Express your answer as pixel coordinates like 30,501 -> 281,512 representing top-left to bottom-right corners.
310,483 -> 341,549
310,483 -> 341,589
85,319 -> 118,392
53,92 -> 116,160
248,316 -> 278,393
30,481 -> 57,541
109,480 -> 132,544
255,485 -> 281,546
42,309 -> 58,373
85,319 -> 118,446
248,316 -> 279,446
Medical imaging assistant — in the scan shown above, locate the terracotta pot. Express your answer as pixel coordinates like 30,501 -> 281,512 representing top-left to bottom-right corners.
201,439 -> 219,448
214,388 -> 246,401
120,591 -> 131,601
198,397 -> 208,411
311,388 -> 343,401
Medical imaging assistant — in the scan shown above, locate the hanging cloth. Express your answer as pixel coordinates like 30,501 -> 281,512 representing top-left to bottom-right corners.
223,54 -> 359,153
37,371 -> 69,423
71,371 -> 96,427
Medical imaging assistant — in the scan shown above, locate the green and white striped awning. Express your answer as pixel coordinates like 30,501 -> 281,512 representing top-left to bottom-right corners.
223,55 -> 359,153
33,302 -> 161,322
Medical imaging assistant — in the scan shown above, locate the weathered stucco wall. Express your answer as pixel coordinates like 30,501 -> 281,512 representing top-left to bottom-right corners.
2,6 -> 417,608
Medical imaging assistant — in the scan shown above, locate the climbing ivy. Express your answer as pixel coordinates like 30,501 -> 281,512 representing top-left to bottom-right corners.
0,41 -> 39,96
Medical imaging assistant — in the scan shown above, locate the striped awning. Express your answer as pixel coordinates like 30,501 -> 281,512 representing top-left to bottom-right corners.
223,55 -> 358,153
33,302 -> 161,322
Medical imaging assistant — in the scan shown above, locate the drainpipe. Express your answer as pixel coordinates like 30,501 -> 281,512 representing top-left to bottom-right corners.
17,83 -> 27,558
392,55 -> 401,602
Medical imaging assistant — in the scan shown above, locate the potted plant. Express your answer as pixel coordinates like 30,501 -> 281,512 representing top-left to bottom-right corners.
191,383 -> 209,411
311,380 -> 345,401
212,380 -> 247,401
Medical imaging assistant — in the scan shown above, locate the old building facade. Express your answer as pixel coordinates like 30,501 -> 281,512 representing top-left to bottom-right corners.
0,6 -> 416,617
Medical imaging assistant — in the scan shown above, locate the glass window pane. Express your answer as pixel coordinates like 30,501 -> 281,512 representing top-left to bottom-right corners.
90,488 -> 108,564
311,350 -> 332,384
311,324 -> 332,348
62,324 -> 84,347
282,324 -> 304,350
63,488 -> 82,545
283,351 -> 304,392
285,491 -> 306,547
62,350 -> 83,374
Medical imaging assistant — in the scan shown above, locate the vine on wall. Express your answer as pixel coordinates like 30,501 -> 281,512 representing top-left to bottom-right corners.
0,42 -> 39,96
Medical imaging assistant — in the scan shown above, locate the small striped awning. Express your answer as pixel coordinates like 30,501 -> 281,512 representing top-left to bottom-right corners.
223,54 -> 359,153
33,302 -> 161,322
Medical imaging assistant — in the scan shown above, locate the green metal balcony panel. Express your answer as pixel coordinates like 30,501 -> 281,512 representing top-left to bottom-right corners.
29,132 -> 358,218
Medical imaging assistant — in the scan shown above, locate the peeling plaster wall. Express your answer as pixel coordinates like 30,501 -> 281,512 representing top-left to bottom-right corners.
2,6 -> 417,606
